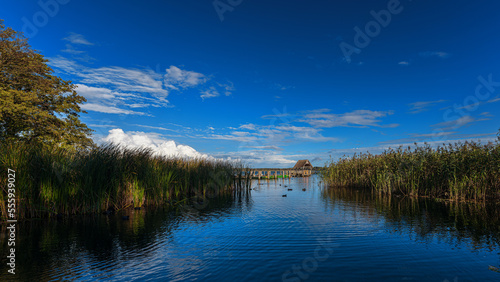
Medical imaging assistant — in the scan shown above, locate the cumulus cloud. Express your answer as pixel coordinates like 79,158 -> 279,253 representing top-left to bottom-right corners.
103,128 -> 219,160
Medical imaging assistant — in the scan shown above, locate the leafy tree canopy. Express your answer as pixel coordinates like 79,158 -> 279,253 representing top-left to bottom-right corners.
0,19 -> 94,150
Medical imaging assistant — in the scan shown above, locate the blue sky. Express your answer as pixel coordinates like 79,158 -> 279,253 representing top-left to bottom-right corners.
3,0 -> 500,167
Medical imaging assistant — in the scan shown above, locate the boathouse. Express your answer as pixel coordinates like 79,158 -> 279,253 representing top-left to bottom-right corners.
291,160 -> 313,177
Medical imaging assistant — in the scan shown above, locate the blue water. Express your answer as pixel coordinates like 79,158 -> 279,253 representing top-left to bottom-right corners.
1,175 -> 499,281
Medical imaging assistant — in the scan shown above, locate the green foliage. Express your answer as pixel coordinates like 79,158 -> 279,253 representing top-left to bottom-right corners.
0,142 -> 248,220
322,141 -> 500,201
0,19 -> 93,150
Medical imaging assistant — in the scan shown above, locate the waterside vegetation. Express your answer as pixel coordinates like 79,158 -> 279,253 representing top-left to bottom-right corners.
0,142 -> 250,220
322,141 -> 500,201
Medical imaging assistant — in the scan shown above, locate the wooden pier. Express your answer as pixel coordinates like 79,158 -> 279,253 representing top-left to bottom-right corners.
236,160 -> 315,179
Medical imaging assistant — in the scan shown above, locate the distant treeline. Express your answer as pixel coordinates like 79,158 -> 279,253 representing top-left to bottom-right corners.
322,141 -> 500,201
0,142 -> 249,220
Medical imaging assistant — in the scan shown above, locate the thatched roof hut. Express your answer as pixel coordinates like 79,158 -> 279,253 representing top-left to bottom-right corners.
292,160 -> 313,170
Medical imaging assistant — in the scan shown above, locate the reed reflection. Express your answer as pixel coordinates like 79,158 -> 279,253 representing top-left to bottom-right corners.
0,190 -> 253,281
321,187 -> 500,250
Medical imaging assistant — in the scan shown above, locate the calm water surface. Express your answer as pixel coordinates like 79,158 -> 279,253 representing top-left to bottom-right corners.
1,175 -> 499,281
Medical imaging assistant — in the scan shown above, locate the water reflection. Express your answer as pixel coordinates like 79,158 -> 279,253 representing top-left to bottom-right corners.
321,187 -> 500,251
1,178 -> 499,281
0,190 -> 252,281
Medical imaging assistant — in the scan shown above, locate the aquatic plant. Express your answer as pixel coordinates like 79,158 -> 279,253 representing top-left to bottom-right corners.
322,141 -> 500,201
0,141 -> 250,219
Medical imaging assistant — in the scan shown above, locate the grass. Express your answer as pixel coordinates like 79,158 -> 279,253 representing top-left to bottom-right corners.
322,141 -> 500,201
0,141 -> 251,220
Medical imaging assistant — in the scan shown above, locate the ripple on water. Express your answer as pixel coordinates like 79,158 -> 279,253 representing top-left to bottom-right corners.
3,176 -> 499,281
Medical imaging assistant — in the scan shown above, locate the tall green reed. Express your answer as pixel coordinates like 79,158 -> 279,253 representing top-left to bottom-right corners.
322,141 -> 500,201
0,141 -> 249,220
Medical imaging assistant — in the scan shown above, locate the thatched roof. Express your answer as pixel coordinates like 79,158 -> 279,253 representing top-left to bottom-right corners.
292,159 -> 313,170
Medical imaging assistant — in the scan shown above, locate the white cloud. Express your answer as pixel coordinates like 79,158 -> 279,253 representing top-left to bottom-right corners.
50,57 -> 234,108
239,124 -> 257,130
431,115 -> 480,130
411,131 -> 457,138
479,112 -> 494,118
164,65 -> 206,89
131,124 -> 179,132
163,66 -> 235,99
214,150 -> 296,167
49,57 -> 171,114
128,103 -> 151,108
49,56 -> 80,73
61,44 -> 85,55
103,128 -> 218,160
81,103 -> 149,115
274,125 -> 340,142
419,51 -> 451,59
76,84 -> 116,100
273,83 -> 295,91
63,32 -> 94,45
208,133 -> 258,143
82,66 -> 168,99
204,123 -> 339,155
218,82 -> 235,96
75,84 -> 152,115
487,96 -> 500,104
398,61 -> 410,66
408,99 -> 446,114
242,145 -> 283,151
455,96 -> 500,111
200,86 -> 220,99
300,109 -> 397,128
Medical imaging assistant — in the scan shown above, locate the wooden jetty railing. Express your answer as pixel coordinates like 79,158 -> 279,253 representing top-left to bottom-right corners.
235,168 -> 313,179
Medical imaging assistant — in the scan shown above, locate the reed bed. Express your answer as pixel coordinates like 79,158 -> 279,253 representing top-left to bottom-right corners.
322,141 -> 500,201
0,142 -> 250,220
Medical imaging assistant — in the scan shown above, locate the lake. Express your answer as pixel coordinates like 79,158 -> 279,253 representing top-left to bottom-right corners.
1,175 -> 499,281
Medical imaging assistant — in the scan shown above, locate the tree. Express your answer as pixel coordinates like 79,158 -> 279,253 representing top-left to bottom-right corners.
0,19 -> 94,149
